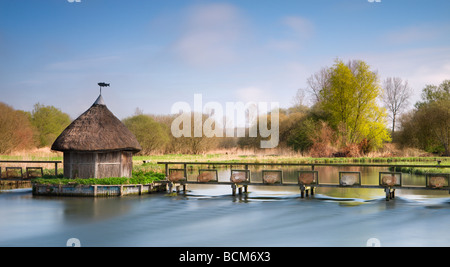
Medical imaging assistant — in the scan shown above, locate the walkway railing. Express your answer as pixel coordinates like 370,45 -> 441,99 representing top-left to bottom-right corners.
0,160 -> 62,180
157,161 -> 450,201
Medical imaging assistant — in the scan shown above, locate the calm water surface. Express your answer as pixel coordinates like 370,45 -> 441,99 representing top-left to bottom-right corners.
1,166 -> 450,247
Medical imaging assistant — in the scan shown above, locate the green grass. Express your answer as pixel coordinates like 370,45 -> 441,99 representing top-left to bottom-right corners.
389,166 -> 450,175
32,170 -> 165,186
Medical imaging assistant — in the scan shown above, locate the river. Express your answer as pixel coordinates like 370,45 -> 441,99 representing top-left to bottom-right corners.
1,165 -> 449,247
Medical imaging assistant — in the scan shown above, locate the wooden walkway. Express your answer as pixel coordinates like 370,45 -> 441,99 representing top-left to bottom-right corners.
157,161 -> 450,201
0,160 -> 61,179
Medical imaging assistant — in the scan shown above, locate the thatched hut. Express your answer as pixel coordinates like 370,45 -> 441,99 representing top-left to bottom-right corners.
51,95 -> 142,179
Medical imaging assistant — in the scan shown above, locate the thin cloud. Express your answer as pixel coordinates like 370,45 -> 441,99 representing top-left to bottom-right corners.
282,16 -> 315,39
383,24 -> 445,45
45,56 -> 120,71
171,3 -> 245,68
235,86 -> 268,103
268,16 -> 315,52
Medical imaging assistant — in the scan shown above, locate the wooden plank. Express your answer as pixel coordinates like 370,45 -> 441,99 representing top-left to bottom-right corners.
26,167 -> 44,178
6,167 -> 23,179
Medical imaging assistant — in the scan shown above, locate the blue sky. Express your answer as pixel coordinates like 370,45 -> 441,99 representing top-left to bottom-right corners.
1,0 -> 449,119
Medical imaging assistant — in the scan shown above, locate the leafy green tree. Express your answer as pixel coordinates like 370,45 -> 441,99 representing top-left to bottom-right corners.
287,117 -> 316,153
31,103 -> 71,147
123,114 -> 170,154
318,59 -> 391,150
415,80 -> 450,108
399,80 -> 450,155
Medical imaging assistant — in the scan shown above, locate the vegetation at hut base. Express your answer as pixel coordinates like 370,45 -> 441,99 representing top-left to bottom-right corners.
32,170 -> 165,186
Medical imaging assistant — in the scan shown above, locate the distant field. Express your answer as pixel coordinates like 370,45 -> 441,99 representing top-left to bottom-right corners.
133,154 -> 450,174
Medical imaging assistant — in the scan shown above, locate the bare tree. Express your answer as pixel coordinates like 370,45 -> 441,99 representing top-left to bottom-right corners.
306,67 -> 331,104
382,77 -> 412,134
292,87 -> 306,107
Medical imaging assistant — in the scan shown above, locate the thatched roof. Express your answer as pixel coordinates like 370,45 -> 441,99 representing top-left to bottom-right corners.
51,95 -> 142,152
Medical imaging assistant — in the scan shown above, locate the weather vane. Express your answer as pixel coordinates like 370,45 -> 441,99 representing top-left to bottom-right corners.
98,82 -> 110,95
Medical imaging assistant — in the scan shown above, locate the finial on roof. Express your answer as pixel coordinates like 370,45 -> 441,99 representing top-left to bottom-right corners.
98,82 -> 110,95
93,94 -> 105,105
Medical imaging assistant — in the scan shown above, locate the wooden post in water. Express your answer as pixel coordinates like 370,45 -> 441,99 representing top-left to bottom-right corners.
244,164 -> 249,193
165,164 -> 169,192
385,188 -> 390,201
183,163 -> 187,194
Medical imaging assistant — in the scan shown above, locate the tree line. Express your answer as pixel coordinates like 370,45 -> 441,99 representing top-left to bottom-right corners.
1,59 -> 448,156
0,103 -> 71,154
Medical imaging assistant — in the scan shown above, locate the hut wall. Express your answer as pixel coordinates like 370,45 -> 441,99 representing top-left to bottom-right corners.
63,151 -> 133,179
64,151 -> 96,179
121,151 -> 133,178
97,151 -> 122,178
63,152 -> 71,178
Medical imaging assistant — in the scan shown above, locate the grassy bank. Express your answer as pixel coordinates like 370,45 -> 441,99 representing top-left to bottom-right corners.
389,166 -> 450,175
133,154 -> 450,171
134,154 -> 449,164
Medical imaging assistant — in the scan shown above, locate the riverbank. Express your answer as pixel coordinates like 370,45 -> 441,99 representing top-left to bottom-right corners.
133,154 -> 450,174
